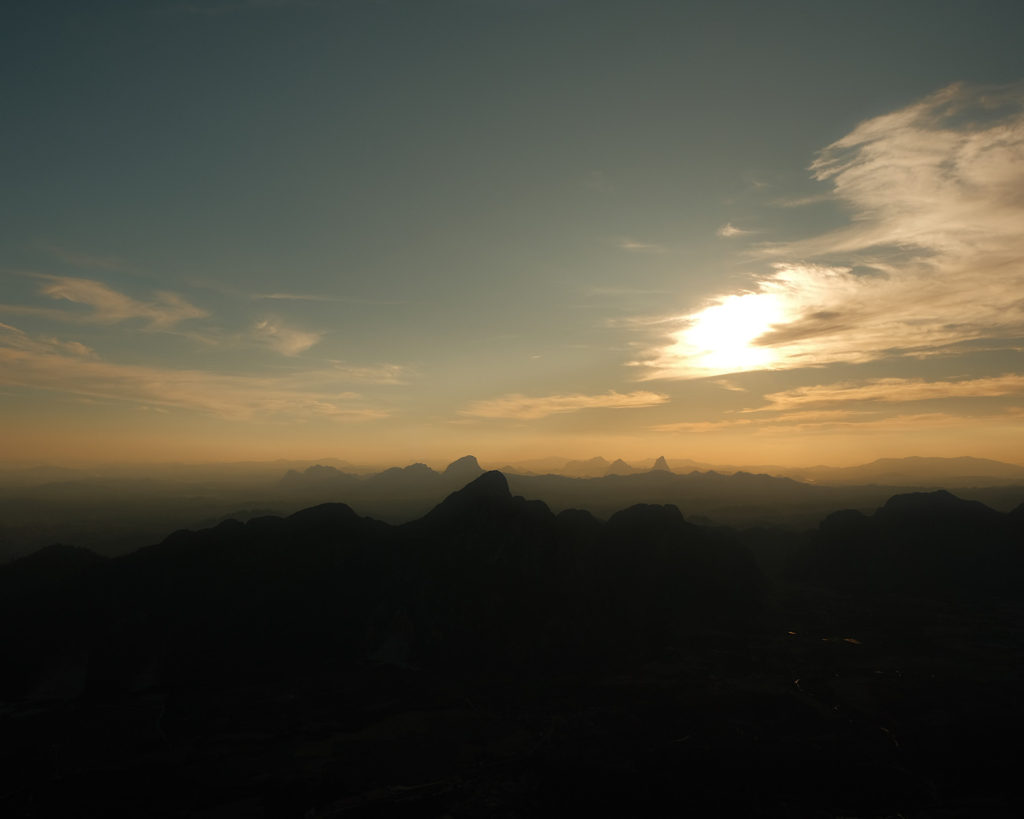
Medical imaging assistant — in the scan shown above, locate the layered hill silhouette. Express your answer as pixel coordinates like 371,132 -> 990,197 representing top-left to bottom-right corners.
5,473 -> 1023,703
4,453 -> 1023,563
0,471 -> 765,700
794,489 -> 1024,595
3,473 -> 1024,817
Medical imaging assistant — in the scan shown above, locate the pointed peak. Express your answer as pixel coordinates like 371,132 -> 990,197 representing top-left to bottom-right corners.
417,471 -> 513,526
605,458 -> 634,476
652,455 -> 671,472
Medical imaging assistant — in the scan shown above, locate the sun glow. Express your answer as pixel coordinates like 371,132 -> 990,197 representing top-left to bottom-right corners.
667,292 -> 786,376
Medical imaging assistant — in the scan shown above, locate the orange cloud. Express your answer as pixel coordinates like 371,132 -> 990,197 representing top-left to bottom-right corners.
462,390 -> 669,420
0,323 -> 388,422
757,374 -> 1024,411
36,276 -> 207,328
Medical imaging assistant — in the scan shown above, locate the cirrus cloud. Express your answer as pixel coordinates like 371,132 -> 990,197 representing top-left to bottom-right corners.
0,322 -> 388,422
461,390 -> 669,420
35,275 -> 208,328
754,373 -> 1024,412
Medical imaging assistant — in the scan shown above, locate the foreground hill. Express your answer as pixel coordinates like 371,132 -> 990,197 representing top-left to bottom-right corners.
0,471 -> 764,700
794,490 -> 1024,595
2,476 -> 1024,817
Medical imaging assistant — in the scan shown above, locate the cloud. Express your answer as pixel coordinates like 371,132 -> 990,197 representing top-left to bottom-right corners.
0,323 -> 388,422
31,276 -> 207,328
254,319 -> 321,355
652,409 -> 1013,434
329,362 -> 409,384
755,374 -> 1024,412
461,390 -> 669,420
716,223 -> 755,238
252,292 -> 339,302
640,82 -> 1024,379
617,239 -> 665,252
250,292 -> 408,306
771,193 -> 833,208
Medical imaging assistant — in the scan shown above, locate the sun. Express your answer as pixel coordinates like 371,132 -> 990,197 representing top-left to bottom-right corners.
669,292 -> 786,376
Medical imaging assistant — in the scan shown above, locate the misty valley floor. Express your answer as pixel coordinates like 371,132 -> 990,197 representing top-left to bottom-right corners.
2,474 -> 1023,818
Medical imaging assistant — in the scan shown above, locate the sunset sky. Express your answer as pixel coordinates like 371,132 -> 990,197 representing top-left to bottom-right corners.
4,0 -> 1024,467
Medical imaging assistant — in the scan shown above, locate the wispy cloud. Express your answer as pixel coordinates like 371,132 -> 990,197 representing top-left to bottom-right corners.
652,409 -> 1015,434
462,390 -> 668,420
617,239 -> 665,253
771,193 -> 833,208
329,362 -> 409,385
716,223 -> 755,238
0,323 -> 387,422
755,374 -> 1024,412
253,318 -> 321,356
250,292 -> 406,305
252,292 -> 340,302
640,82 -> 1024,379
20,275 -> 209,329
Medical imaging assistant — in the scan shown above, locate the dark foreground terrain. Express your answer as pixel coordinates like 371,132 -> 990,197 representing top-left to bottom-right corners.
2,472 -> 1023,817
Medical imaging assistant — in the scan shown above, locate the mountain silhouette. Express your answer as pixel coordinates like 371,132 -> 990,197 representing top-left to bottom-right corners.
605,458 -> 635,476
3,477 -> 1024,818
0,471 -> 773,697
793,490 -> 1023,595
442,454 -> 485,483
652,455 -> 671,472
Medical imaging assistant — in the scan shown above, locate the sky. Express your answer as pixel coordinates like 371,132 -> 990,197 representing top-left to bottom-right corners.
3,0 -> 1024,467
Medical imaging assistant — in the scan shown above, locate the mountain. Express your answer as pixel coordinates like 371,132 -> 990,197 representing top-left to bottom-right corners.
442,454 -> 485,483
792,489 -> 1024,595
605,458 -> 635,476
777,456 -> 1024,486
279,463 -> 360,490
561,456 -> 612,477
0,471 -> 769,698
4,478 -> 1024,818
651,455 -> 672,472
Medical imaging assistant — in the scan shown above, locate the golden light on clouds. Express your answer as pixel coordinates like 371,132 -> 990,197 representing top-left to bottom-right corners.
461,390 -> 669,420
649,291 -> 788,378
640,82 -> 1024,381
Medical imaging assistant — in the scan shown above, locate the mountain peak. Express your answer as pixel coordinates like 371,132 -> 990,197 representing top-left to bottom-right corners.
652,455 -> 671,472
443,454 -> 484,479
457,469 -> 510,499
605,458 -> 634,476
416,471 -> 518,528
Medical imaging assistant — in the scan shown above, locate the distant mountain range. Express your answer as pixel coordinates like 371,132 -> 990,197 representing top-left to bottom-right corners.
274,454 -> 1024,528
3,454 -> 1023,563
6,454 -> 1023,488
496,454 -> 1024,485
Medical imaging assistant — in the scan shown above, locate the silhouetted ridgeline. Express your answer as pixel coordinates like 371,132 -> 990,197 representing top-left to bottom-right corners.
794,490 -> 1024,595
0,472 -> 763,699
3,474 -> 1024,817
5,453 -> 1024,562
